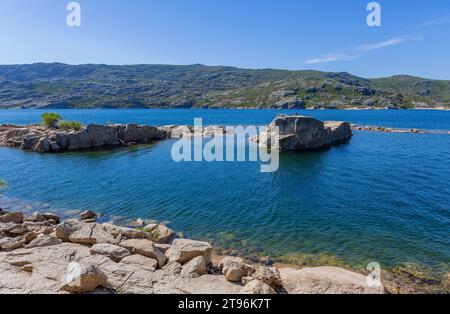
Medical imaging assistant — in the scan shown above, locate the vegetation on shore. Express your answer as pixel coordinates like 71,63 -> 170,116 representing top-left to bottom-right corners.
41,112 -> 62,127
41,112 -> 83,130
58,120 -> 83,131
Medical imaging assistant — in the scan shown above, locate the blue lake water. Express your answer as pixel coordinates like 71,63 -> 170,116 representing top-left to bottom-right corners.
0,109 -> 449,273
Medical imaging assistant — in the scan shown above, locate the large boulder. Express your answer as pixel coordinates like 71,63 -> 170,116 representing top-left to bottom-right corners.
252,266 -> 282,289
149,224 -> 175,244
0,212 -> 24,224
55,219 -> 84,242
220,257 -> 254,282
279,267 -> 385,294
259,115 -> 352,151
240,280 -> 276,294
165,239 -> 212,264
60,262 -> 108,293
69,223 -> 96,244
180,256 -> 207,276
80,210 -> 98,221
119,239 -> 167,267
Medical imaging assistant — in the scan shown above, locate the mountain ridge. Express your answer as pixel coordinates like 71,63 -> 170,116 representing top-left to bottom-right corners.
0,63 -> 448,109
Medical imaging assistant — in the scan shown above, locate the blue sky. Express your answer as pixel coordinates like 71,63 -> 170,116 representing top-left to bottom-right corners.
0,0 -> 449,79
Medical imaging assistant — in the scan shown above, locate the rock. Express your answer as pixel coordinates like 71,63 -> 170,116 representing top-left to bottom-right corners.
279,267 -> 385,294
143,223 -> 158,232
154,243 -> 171,253
21,134 -> 41,150
252,266 -> 282,288
0,222 -> 15,233
5,224 -> 28,235
80,210 -> 97,221
27,212 -> 45,222
0,243 -> 92,293
90,243 -> 131,262
69,223 -> 95,244
274,97 -> 305,109
181,256 -> 207,276
166,239 -> 212,264
32,137 -> 51,152
21,264 -> 33,273
55,219 -> 84,242
130,218 -> 145,228
0,212 -> 24,224
220,257 -> 254,282
120,254 -> 158,271
90,224 -> 116,244
259,115 -> 352,151
150,224 -> 175,244
241,276 -> 254,285
25,235 -> 62,249
42,212 -> 60,224
162,261 -> 182,274
103,223 -> 147,239
170,274 -> 243,294
119,239 -> 167,267
240,280 -> 276,294
60,262 -> 108,294
0,236 -> 27,251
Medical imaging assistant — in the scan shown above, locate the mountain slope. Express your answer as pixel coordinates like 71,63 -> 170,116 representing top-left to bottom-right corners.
0,63 -> 448,109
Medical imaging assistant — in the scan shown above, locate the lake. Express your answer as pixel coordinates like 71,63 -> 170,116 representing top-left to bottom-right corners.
0,109 -> 449,274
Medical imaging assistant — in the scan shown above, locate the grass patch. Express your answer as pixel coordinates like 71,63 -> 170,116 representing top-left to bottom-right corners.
59,120 -> 83,131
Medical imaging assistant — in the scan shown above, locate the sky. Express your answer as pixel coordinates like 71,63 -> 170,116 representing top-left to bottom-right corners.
0,0 -> 449,79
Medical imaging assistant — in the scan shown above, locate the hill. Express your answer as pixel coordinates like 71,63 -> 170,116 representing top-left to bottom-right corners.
0,63 -> 448,109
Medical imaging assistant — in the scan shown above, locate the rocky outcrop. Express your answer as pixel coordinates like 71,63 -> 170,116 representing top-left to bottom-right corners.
0,123 -> 235,153
279,267 -> 385,294
0,124 -> 168,153
258,115 -> 352,151
5,209 -> 447,294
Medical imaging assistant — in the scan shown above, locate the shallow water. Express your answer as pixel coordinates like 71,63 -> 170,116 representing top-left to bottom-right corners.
0,109 -> 449,273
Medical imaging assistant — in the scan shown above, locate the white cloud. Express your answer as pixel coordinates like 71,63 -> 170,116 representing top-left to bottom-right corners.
415,16 -> 450,28
305,34 -> 422,65
357,37 -> 405,51
305,54 -> 359,65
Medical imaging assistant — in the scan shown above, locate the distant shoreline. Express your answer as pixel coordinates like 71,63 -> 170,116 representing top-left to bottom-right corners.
0,107 -> 449,111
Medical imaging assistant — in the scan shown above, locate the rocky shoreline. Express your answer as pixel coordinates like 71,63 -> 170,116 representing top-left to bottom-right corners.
0,115 -> 354,153
0,208 -> 388,294
351,124 -> 450,134
0,123 -> 231,153
1,208 -> 449,294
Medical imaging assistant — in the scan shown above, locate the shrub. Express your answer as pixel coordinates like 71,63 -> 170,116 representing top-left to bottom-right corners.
42,112 -> 62,127
59,120 -> 83,131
